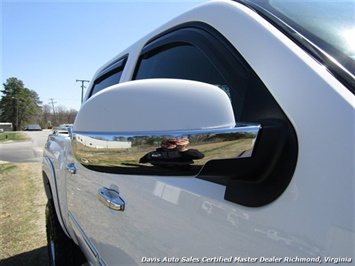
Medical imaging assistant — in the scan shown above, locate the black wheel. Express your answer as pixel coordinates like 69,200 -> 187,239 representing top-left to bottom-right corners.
46,199 -> 86,266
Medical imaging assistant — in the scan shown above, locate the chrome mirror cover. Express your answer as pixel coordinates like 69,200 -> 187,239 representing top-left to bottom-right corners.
72,123 -> 261,176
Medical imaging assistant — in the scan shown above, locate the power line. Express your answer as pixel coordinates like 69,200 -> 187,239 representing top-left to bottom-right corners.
76,79 -> 90,103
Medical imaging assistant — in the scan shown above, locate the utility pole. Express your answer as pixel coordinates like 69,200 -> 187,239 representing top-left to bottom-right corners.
76,79 -> 90,103
49,98 -> 57,125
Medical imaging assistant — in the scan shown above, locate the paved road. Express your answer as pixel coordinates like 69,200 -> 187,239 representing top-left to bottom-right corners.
0,130 -> 52,163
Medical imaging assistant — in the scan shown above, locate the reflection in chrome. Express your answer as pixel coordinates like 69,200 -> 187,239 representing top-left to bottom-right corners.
139,138 -> 205,169
71,123 -> 260,175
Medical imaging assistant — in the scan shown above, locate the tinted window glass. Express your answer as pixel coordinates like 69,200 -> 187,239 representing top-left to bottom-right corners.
90,58 -> 126,97
134,44 -> 235,103
91,70 -> 123,96
135,45 -> 226,83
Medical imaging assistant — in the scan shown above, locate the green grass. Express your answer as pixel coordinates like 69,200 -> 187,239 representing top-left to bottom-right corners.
0,132 -> 29,142
0,163 -> 47,264
0,164 -> 17,174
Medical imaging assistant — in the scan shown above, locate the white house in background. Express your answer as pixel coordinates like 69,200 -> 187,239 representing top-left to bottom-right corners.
0,123 -> 13,131
75,134 -> 131,149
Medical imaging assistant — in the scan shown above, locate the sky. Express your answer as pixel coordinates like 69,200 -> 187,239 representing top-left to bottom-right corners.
1,0 -> 209,111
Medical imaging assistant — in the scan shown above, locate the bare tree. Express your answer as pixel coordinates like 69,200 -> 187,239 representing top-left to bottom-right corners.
54,105 -> 78,125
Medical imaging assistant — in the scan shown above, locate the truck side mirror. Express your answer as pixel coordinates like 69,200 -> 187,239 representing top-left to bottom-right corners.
71,78 -> 296,207
71,79 -> 260,176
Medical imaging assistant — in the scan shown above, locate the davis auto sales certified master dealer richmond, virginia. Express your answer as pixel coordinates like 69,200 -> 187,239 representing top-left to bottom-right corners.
141,256 -> 352,264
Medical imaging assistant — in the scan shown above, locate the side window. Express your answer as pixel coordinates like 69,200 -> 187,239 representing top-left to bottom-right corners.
133,28 -> 250,121
135,45 -> 224,84
90,57 -> 127,98
135,45 -> 233,101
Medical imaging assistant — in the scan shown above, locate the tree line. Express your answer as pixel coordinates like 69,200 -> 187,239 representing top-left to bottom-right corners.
0,77 -> 78,131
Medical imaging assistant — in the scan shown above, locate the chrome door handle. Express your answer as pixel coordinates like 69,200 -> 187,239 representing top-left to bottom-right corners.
65,163 -> 77,174
98,188 -> 125,211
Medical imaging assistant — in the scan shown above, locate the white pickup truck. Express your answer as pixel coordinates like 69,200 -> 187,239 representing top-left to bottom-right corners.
42,0 -> 354,265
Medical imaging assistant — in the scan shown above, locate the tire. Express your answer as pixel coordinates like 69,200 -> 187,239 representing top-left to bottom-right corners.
46,199 -> 86,266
